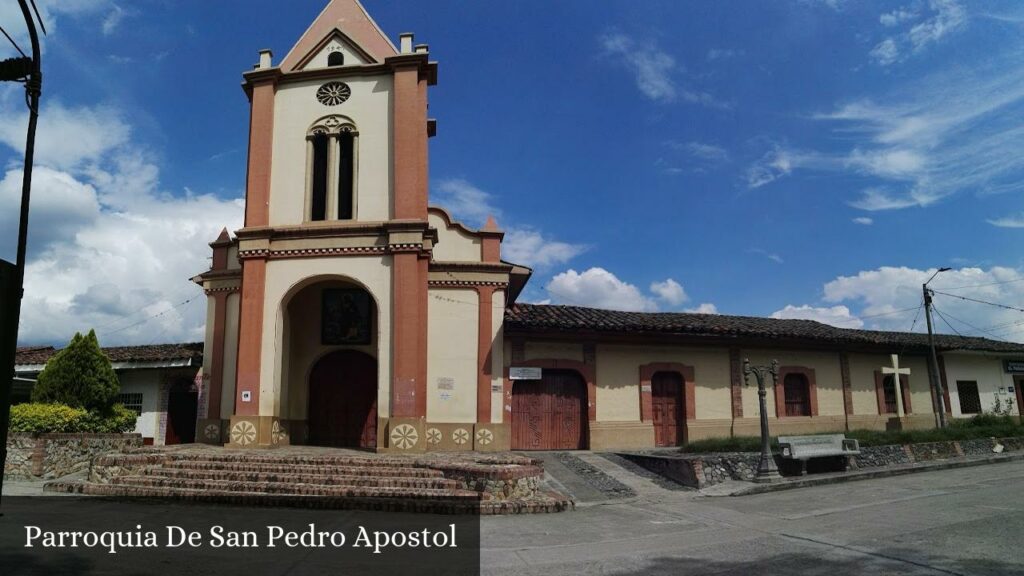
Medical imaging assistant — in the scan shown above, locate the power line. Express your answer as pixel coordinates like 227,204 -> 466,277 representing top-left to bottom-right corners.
828,304 -> 922,326
930,305 -> 966,339
0,24 -> 27,58
99,293 -> 203,337
931,290 -> 1024,314
935,276 -> 1024,291
932,305 -> 1007,342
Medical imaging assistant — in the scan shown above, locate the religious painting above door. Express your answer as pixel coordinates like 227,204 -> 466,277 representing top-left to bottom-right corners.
321,288 -> 372,345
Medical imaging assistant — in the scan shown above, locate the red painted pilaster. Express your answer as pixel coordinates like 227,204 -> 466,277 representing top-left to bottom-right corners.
476,287 -> 494,423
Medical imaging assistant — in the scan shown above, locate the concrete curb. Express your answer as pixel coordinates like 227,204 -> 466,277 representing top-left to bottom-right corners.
715,451 -> 1024,497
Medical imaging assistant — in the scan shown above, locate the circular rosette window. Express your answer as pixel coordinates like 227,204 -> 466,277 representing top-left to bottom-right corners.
316,82 -> 351,106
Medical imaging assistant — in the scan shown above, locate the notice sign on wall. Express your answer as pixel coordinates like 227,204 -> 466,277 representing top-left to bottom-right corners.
509,367 -> 542,380
1005,360 -> 1024,373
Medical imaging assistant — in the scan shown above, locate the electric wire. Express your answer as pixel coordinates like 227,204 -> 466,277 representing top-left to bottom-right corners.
0,24 -> 26,58
931,290 -> 1024,314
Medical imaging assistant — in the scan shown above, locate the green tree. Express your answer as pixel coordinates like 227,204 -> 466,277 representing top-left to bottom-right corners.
32,330 -> 120,412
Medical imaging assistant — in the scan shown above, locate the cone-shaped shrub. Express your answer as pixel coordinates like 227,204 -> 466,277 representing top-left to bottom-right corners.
32,330 -> 120,412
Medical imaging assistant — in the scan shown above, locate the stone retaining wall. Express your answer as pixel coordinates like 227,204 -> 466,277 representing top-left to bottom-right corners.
618,436 -> 1024,489
4,433 -> 142,480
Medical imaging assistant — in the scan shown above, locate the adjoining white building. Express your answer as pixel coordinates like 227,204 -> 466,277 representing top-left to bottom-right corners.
14,343 -> 203,446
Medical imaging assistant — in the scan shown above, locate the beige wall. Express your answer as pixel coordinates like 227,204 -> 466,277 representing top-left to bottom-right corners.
302,37 -> 372,69
523,341 -> 583,363
426,288 -> 479,423
740,349 -> 844,417
490,290 -> 505,424
221,292 -> 240,420
269,75 -> 394,226
429,212 -> 482,263
847,353 -> 932,417
593,344 -> 732,422
260,256 -> 392,418
944,353 -> 1018,417
119,371 -> 161,440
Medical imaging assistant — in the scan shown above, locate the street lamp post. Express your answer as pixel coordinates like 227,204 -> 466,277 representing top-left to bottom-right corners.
923,267 -> 952,429
0,0 -> 44,511
743,358 -> 782,483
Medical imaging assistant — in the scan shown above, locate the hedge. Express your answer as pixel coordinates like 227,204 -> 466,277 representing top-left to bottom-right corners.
679,414 -> 1024,454
9,403 -> 138,434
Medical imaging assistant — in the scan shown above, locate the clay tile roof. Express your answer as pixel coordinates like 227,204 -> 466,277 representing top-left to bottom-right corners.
504,304 -> 1024,354
15,342 -> 203,367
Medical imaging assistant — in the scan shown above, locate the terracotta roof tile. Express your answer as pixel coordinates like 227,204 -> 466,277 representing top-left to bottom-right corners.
16,342 -> 203,367
505,304 -> 1024,354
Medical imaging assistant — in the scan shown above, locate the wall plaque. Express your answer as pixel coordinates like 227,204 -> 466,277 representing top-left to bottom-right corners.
509,367 -> 542,380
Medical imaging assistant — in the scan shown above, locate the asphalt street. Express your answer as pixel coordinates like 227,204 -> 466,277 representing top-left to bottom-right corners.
481,457 -> 1024,575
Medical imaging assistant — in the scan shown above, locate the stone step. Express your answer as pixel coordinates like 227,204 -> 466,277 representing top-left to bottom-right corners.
141,467 -> 460,489
44,481 -> 487,515
165,452 -> 428,467
159,460 -> 445,478
110,476 -> 474,499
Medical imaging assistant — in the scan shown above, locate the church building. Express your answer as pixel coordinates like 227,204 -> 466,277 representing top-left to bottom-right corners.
192,0 -> 1024,453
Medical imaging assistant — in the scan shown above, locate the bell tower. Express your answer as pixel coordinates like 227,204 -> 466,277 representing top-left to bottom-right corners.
194,0 -> 518,452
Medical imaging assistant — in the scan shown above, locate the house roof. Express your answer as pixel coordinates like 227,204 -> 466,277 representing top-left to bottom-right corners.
15,342 -> 203,368
504,304 -> 1024,354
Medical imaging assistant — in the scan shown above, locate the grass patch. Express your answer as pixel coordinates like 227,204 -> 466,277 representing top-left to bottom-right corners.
680,415 -> 1024,454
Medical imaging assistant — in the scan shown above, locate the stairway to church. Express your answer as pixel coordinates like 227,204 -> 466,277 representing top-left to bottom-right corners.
43,449 -> 573,515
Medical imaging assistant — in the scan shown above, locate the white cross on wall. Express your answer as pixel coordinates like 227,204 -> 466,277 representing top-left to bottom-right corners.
882,354 -> 912,418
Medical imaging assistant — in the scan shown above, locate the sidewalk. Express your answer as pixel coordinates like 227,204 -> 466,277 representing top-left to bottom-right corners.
699,450 -> 1024,497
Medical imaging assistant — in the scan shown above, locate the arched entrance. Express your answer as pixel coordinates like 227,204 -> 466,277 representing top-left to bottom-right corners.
308,350 -> 377,448
652,371 -> 685,447
165,378 -> 197,445
511,369 -> 587,450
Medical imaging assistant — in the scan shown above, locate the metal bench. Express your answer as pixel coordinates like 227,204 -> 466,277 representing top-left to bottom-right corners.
777,434 -> 860,475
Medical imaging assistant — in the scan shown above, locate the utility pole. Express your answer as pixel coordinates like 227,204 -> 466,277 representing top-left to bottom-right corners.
0,0 -> 44,511
923,268 -> 951,429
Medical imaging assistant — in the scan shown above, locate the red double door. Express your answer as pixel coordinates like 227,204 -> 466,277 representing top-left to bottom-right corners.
511,369 -> 587,450
308,350 -> 377,448
652,372 -> 685,447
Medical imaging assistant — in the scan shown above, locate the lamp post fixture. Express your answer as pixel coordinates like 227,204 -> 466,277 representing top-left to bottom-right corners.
0,0 -> 44,512
923,267 -> 952,429
743,358 -> 782,483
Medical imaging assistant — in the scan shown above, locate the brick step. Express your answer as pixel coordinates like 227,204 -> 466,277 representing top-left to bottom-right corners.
165,452 -> 427,467
44,481 -> 486,515
142,467 -> 459,489
110,476 -> 473,499
159,460 -> 444,478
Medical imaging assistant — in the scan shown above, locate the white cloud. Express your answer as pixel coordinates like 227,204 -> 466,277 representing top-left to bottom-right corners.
0,100 -> 131,170
817,265 -> 1024,341
502,228 -> 587,269
880,8 -> 918,27
601,33 -> 677,103
683,141 -> 729,162
869,38 -> 901,66
431,178 -> 586,270
0,100 -> 244,346
545,268 -> 702,312
685,303 -> 719,314
601,33 -> 729,109
852,216 -> 874,225
650,278 -> 688,306
0,0 -> 116,57
101,4 -> 124,36
431,178 -> 500,227
870,0 -> 966,66
988,214 -> 1024,228
547,268 -> 658,312
848,187 -> 923,211
748,248 -> 784,264
771,304 -> 864,328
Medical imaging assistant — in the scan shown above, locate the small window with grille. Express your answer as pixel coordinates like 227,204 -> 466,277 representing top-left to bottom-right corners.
956,381 -> 982,414
118,393 -> 144,415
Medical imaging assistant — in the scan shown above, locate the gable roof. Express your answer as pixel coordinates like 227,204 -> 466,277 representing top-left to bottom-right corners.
15,342 -> 203,369
279,0 -> 398,72
505,304 -> 1024,354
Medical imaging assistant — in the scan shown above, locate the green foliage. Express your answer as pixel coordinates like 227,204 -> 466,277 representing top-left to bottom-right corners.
8,403 -> 138,434
681,415 -> 1024,453
32,330 -> 120,412
8,403 -> 88,433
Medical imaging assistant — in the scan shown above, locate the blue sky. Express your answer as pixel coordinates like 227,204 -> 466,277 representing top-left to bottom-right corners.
2,0 -> 1024,346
